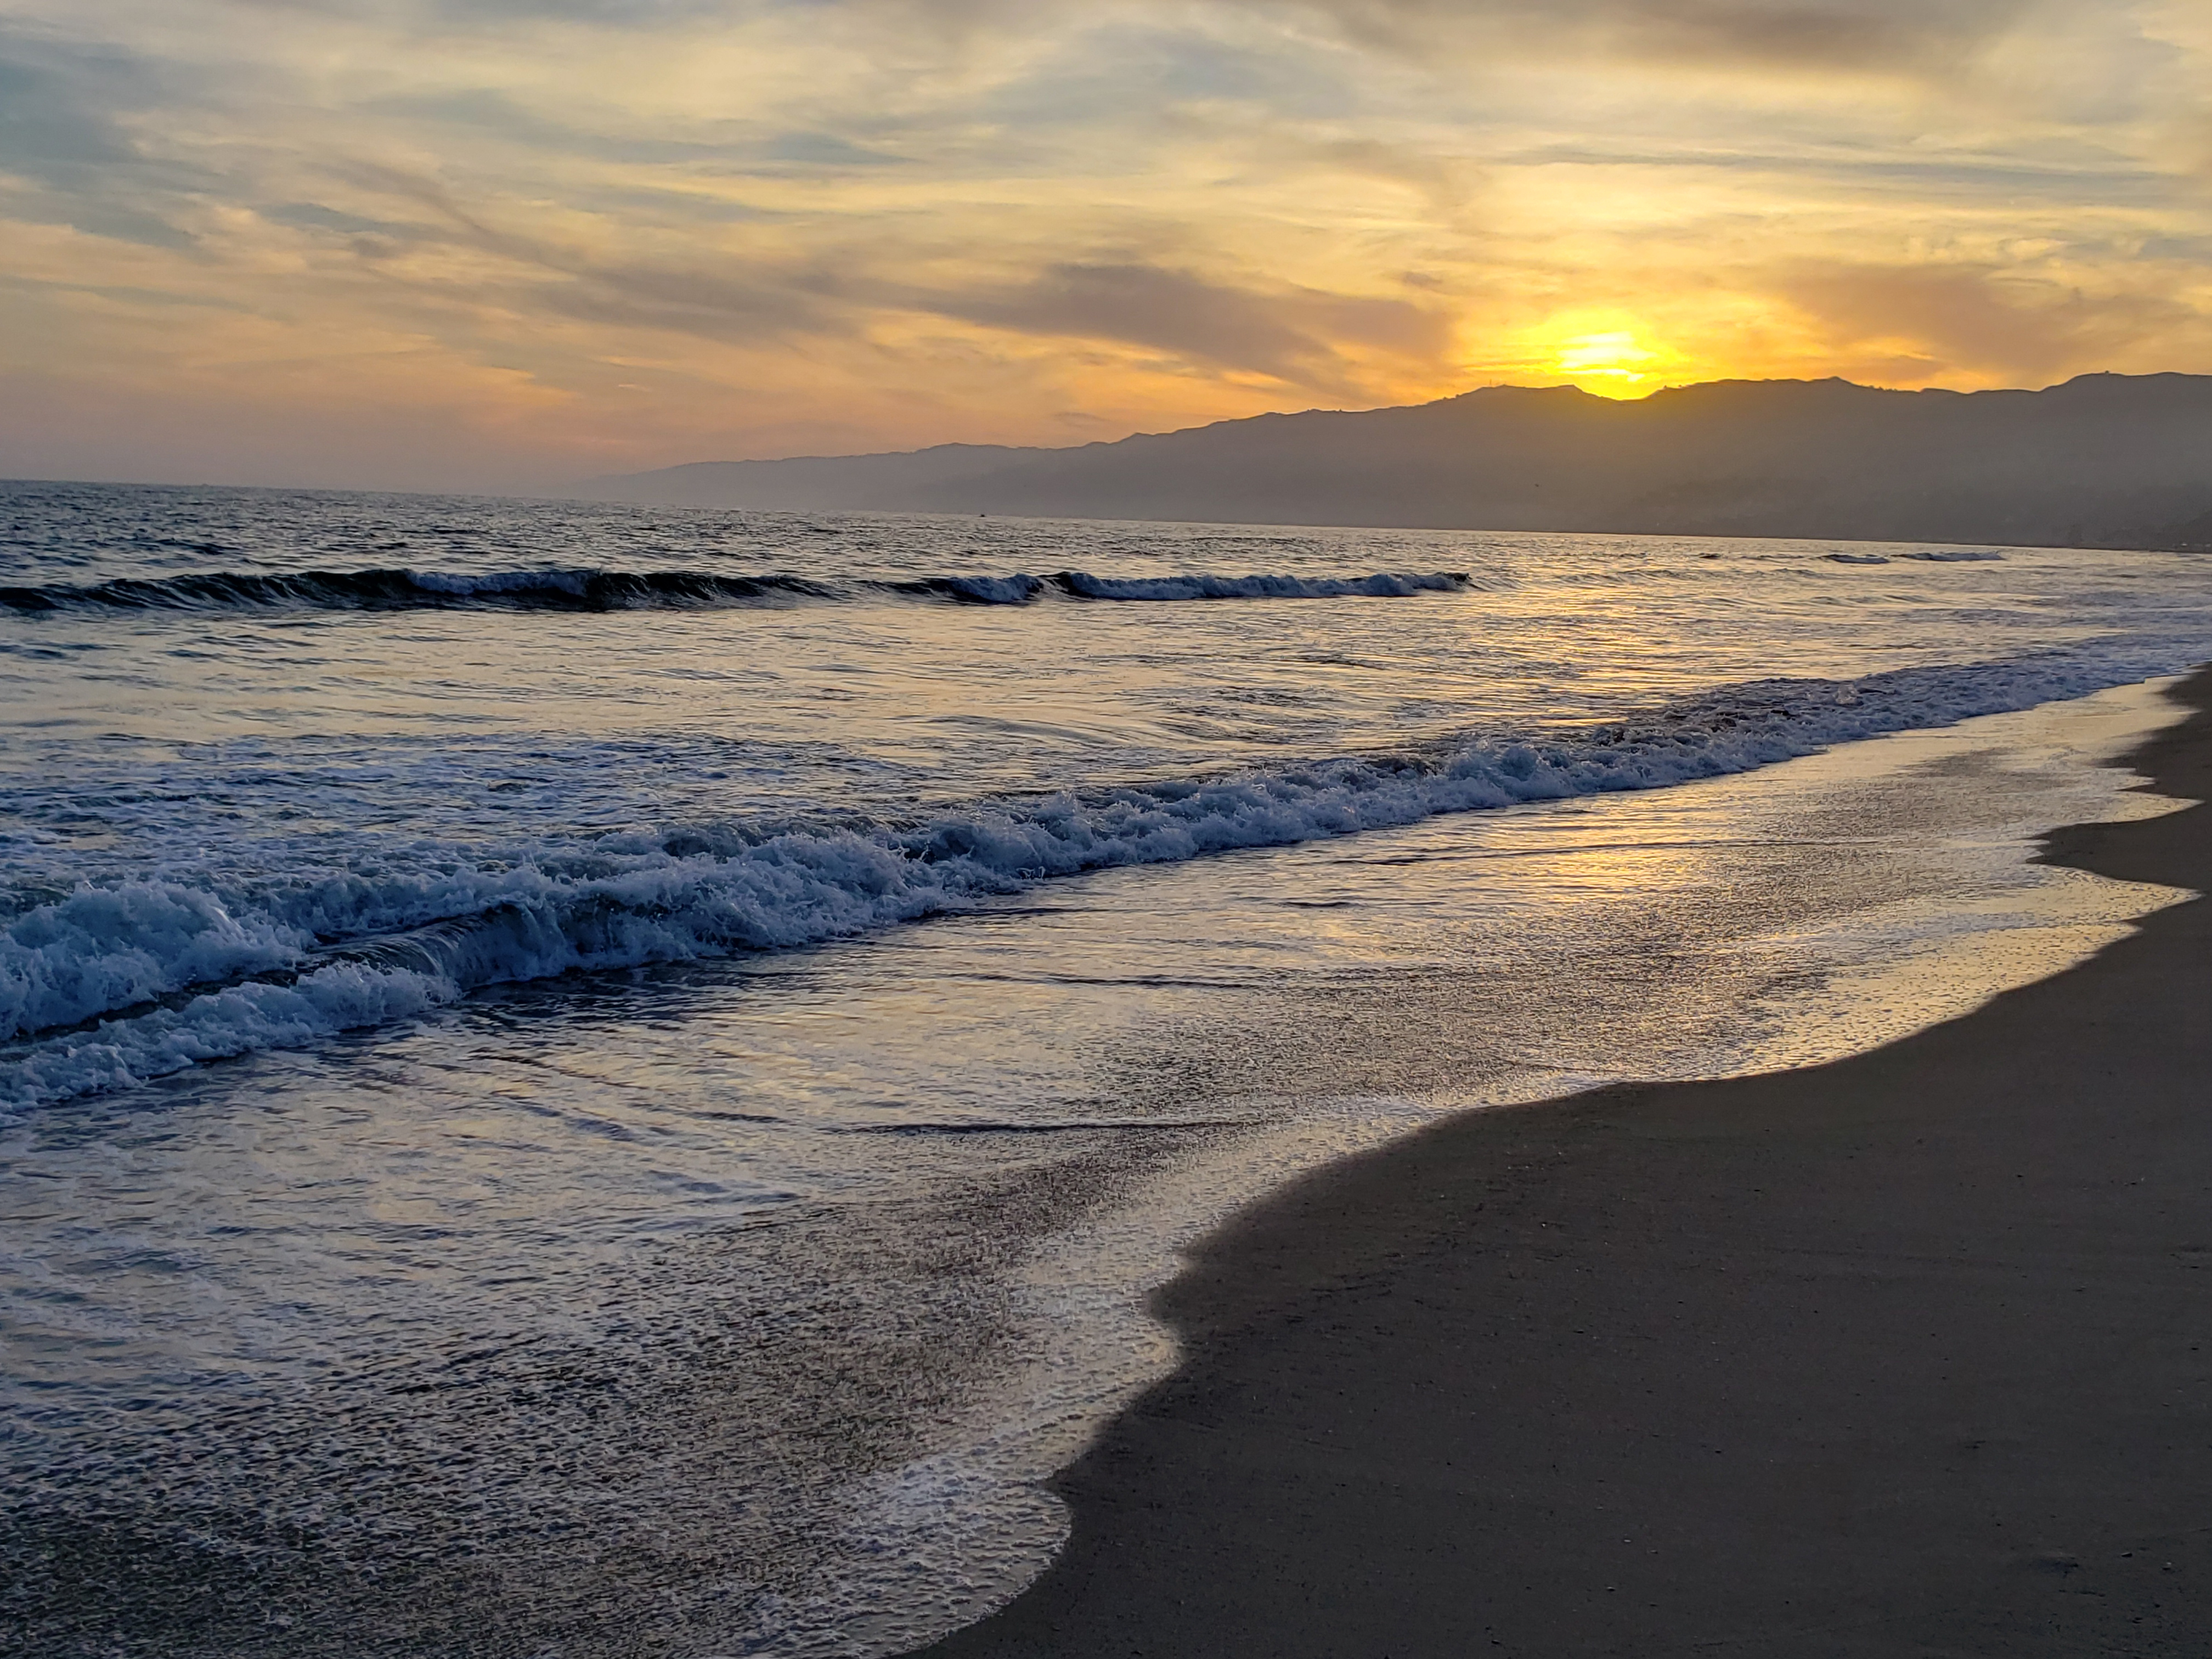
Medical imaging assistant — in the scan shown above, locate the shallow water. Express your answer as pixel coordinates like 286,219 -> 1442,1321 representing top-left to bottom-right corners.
2,483 -> 2209,1654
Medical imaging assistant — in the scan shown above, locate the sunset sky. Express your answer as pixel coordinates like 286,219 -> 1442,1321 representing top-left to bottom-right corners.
2,0 -> 2209,490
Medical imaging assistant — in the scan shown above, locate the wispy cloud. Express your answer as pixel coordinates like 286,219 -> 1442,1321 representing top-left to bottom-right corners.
1292,0 -> 2035,72
1773,258 -> 2207,379
917,261 -> 1451,390
0,0 -> 2205,488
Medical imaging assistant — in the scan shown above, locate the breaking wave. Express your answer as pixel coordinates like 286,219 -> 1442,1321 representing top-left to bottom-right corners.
0,567 -> 1474,618
0,653 -> 2162,1111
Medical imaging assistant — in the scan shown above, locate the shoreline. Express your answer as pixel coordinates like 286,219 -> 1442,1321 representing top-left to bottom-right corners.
910,665 -> 2212,1657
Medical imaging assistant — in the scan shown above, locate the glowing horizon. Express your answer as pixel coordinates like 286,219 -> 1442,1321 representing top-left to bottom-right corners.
2,2 -> 2208,491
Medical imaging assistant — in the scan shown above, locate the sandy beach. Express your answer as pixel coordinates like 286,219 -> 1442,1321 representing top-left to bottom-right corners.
914,667 -> 2212,1658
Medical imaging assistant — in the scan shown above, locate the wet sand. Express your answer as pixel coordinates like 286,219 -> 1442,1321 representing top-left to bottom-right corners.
912,668 -> 2212,1658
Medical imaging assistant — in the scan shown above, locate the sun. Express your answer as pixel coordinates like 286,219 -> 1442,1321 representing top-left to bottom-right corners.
1555,330 -> 1655,376
1498,311 -> 1693,398
1548,326 -> 1684,397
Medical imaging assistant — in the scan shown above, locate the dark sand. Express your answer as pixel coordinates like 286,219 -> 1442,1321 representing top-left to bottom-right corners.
913,670 -> 2212,1658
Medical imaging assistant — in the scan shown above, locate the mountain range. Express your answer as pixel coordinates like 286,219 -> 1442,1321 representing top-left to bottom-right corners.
573,374 -> 2212,551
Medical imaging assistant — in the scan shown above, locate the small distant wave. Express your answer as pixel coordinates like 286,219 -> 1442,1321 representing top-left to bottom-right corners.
1825,549 -> 2007,567
0,567 -> 843,614
0,652 -> 2163,1110
0,568 -> 844,615
1055,571 -> 1470,601
883,574 -> 1048,606
0,567 -> 1474,619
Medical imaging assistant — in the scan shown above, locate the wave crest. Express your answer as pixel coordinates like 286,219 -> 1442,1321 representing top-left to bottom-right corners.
0,567 -> 1474,618
0,654 -> 2151,1111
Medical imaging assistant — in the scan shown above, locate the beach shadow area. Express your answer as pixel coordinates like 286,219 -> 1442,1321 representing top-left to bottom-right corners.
911,668 -> 2212,1658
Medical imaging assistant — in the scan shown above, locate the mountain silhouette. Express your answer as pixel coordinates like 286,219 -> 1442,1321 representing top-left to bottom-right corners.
574,374 -> 2212,550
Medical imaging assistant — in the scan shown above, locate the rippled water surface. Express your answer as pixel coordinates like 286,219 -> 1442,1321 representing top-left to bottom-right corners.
4,481 -> 2210,1655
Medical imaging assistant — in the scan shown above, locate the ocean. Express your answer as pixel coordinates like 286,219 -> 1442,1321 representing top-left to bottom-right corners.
5,479 -> 2211,1655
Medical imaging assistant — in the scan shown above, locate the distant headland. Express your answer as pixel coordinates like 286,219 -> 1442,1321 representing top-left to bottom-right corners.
573,374 -> 2212,552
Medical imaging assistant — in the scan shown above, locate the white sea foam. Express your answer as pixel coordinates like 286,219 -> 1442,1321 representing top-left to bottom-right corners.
0,652 -> 2180,1111
0,881 -> 314,1036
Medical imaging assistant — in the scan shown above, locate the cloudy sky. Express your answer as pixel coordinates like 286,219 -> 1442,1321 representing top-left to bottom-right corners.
2,0 -> 2208,490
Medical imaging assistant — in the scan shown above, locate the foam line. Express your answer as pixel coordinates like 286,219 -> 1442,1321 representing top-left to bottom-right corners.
0,653 -> 2174,1113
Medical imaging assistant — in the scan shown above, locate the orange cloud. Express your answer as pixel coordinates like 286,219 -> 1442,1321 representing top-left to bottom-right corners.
0,0 -> 2205,488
